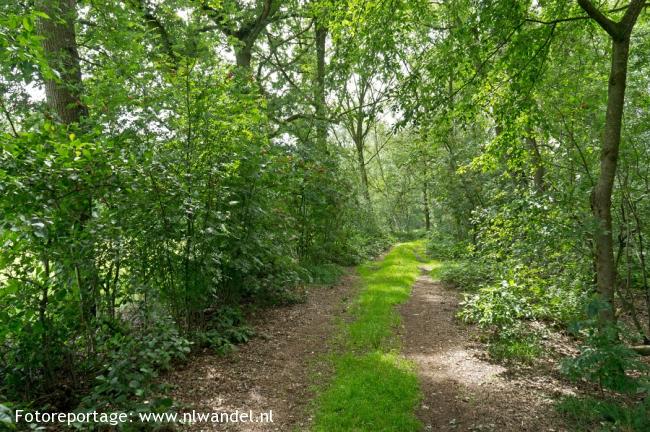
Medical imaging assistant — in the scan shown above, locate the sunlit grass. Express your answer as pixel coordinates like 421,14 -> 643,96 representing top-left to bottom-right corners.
313,352 -> 421,432
313,241 -> 435,431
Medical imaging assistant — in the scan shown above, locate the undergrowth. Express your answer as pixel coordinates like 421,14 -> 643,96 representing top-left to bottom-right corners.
304,263 -> 345,286
436,236 -> 650,428
557,396 -> 650,432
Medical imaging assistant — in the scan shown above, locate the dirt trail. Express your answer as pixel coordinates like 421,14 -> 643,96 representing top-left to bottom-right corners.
165,272 -> 358,431
399,267 -> 573,432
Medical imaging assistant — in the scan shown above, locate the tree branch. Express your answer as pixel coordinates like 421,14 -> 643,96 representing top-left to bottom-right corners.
201,1 -> 237,37
131,0 -> 179,67
577,0 -> 622,39
525,16 -> 589,25
620,0 -> 647,35
243,0 -> 274,38
0,96 -> 18,137
526,2 -> 649,26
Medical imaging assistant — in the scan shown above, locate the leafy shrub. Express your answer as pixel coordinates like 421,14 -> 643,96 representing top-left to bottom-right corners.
458,280 -> 534,330
488,331 -> 542,363
193,307 -> 254,354
562,323 -> 648,394
79,315 -> 190,419
305,263 -> 345,286
0,404 -> 13,430
240,258 -> 305,306
458,278 -> 547,363
438,260 -> 495,290
456,259 -> 587,330
337,229 -> 393,265
426,231 -> 469,260
557,396 -> 650,432
559,304 -> 650,432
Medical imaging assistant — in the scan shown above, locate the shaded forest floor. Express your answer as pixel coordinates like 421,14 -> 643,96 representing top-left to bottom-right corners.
399,265 -> 574,432
164,271 -> 360,431
164,252 -> 579,431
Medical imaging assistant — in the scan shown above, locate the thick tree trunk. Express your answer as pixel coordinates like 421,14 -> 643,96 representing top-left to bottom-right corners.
591,39 -> 630,321
235,44 -> 253,69
577,0 -> 645,322
37,0 -> 97,326
36,0 -> 87,123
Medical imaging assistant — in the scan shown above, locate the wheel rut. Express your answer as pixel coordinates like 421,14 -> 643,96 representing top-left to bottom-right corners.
399,268 -> 569,432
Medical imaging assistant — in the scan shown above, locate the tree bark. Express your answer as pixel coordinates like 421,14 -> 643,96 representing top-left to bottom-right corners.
314,23 -> 328,150
355,139 -> 371,204
344,76 -> 372,206
591,39 -> 629,321
235,44 -> 253,69
36,0 -> 87,123
577,0 -> 645,322
202,0 -> 279,71
37,0 -> 97,326
526,134 -> 545,193
423,181 -> 431,231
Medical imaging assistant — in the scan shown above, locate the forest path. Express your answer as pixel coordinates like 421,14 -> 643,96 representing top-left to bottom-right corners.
165,249 -> 572,432
398,266 -> 570,432
164,271 -> 359,431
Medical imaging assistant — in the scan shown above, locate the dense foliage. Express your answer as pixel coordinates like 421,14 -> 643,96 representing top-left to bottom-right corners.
1,0 -> 650,430
0,0 -> 396,422
404,1 -> 650,428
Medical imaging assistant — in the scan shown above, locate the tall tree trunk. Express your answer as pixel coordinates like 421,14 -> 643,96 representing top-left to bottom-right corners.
235,43 -> 253,69
314,24 -> 328,150
352,77 -> 371,206
355,138 -> 371,204
591,39 -> 630,321
577,0 -> 645,322
526,134 -> 545,194
37,0 -> 97,328
37,0 -> 87,123
423,181 -> 431,231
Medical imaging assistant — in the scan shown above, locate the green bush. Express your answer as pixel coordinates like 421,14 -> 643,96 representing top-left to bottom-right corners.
337,229 -> 393,265
79,315 -> 191,416
458,280 -> 534,330
305,263 -> 345,286
193,307 -> 254,354
557,396 -> 650,432
0,404 -> 13,430
458,278 -> 547,363
487,330 -> 542,363
438,260 -> 495,290
426,231 -> 469,260
562,323 -> 648,394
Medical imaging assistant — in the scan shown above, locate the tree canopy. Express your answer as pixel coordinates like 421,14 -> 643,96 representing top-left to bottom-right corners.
1,0 -> 650,429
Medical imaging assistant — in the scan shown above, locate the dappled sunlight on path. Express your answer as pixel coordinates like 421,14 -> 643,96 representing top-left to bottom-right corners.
163,272 -> 358,431
400,271 -> 571,432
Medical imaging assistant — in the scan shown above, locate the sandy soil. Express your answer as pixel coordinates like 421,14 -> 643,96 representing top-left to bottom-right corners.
164,272 -> 358,431
398,266 -> 575,432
